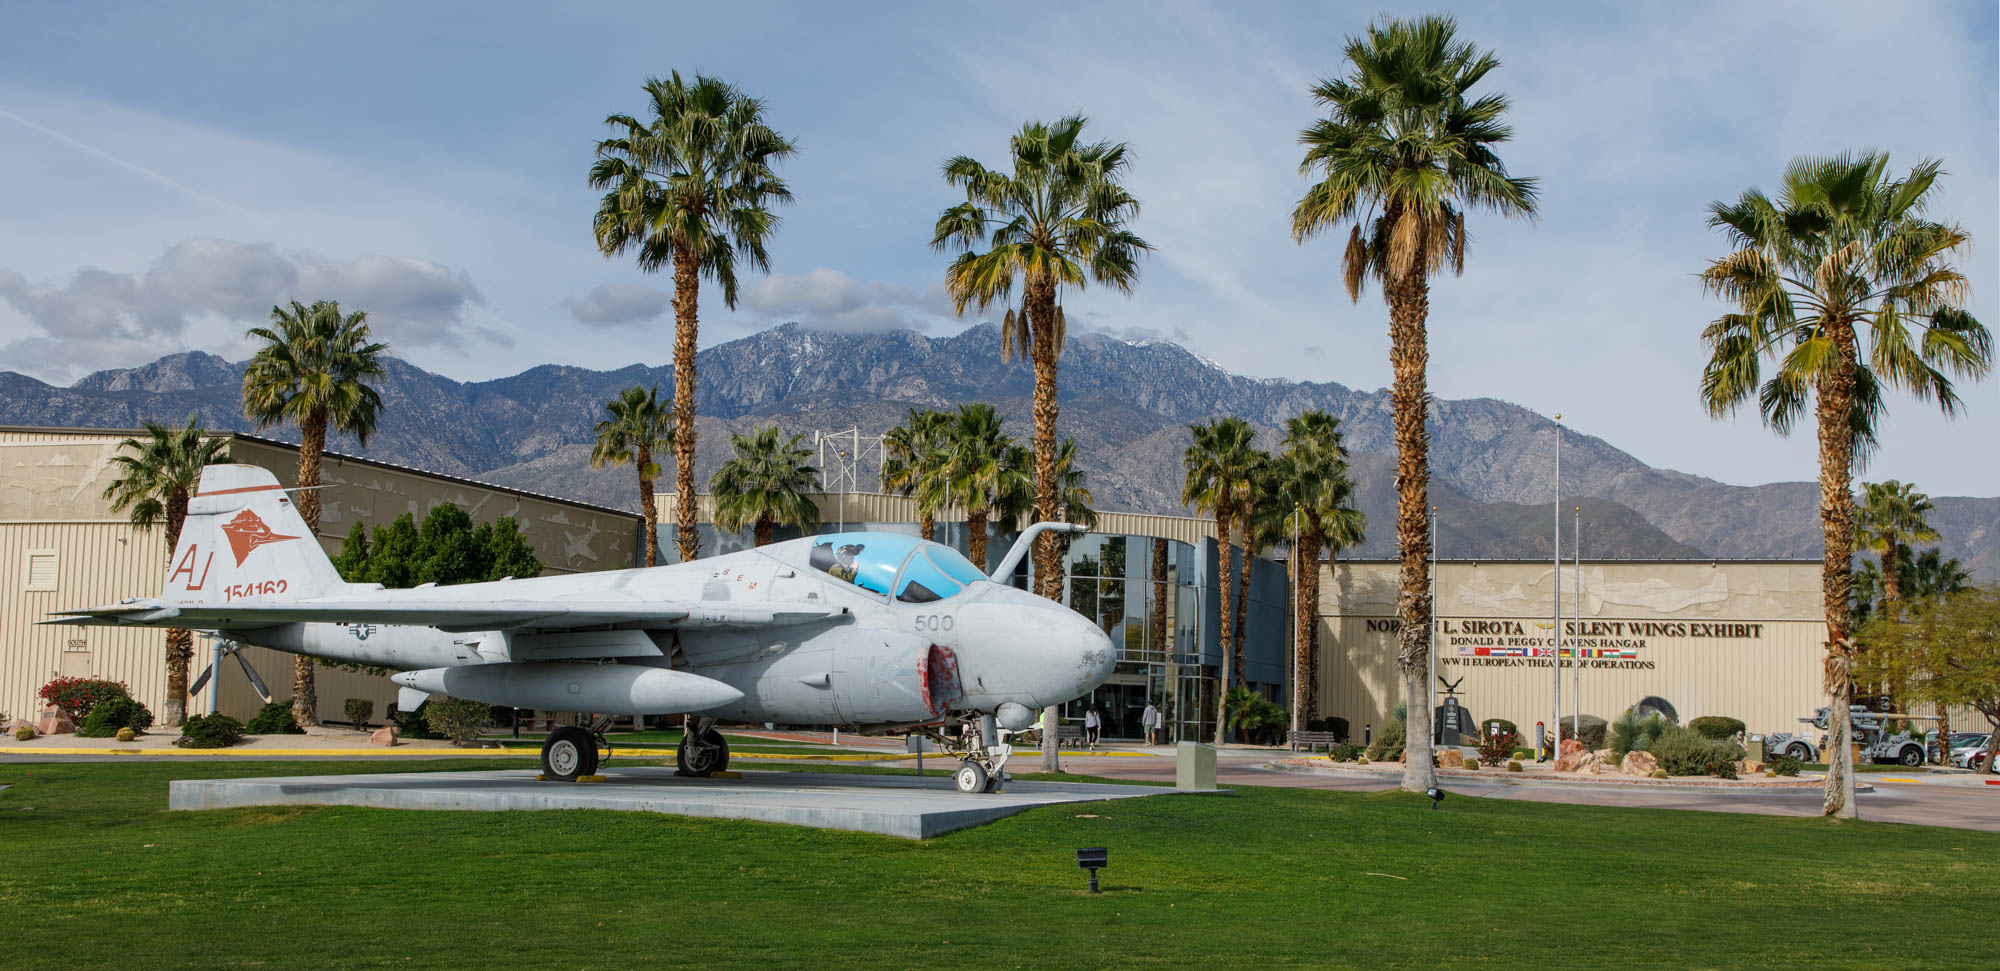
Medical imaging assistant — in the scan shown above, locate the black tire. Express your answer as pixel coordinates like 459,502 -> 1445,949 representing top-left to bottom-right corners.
1787,744 -> 1811,762
677,727 -> 729,776
542,726 -> 594,782
954,760 -> 988,794
1899,745 -> 1924,767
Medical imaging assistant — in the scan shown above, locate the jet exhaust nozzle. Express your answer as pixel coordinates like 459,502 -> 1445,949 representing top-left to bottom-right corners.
391,662 -> 743,715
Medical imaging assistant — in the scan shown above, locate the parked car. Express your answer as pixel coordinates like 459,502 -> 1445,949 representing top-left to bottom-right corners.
1929,731 -> 1986,763
1952,735 -> 1994,770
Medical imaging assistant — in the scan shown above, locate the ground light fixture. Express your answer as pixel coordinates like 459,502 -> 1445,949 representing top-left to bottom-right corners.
1426,787 -> 1445,810
1077,847 -> 1108,892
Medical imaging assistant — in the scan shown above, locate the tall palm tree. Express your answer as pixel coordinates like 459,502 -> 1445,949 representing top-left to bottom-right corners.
1229,448 -> 1272,679
590,386 -> 673,566
1292,14 -> 1538,792
102,414 -> 229,726
711,426 -> 821,547
1856,480 -> 1940,609
1906,548 -> 1971,600
1183,416 -> 1259,743
939,404 -> 1033,570
590,72 -> 798,563
1262,412 -> 1366,730
1046,436 -> 1097,531
933,115 -> 1150,601
244,299 -> 387,727
1699,151 -> 1989,817
882,408 -> 953,541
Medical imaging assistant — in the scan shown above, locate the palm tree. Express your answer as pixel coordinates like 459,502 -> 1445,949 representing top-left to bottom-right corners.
933,115 -> 1150,601
1857,480 -> 1940,609
1229,448 -> 1272,678
102,414 -> 229,726
939,404 -> 1032,570
1699,151 -> 1990,817
590,72 -> 798,563
711,426 -> 822,547
590,386 -> 673,565
1046,437 -> 1097,531
244,299 -> 388,727
1292,14 -> 1538,792
1263,412 -> 1367,730
882,408 -> 953,541
1906,548 -> 1971,600
1183,416 -> 1259,743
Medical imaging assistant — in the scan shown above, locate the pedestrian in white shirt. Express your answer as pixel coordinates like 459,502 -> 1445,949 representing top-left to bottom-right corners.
1083,706 -> 1102,750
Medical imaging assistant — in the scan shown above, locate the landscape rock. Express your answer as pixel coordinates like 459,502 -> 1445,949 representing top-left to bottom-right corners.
1439,749 -> 1465,768
37,706 -> 73,735
1559,738 -> 1585,758
1620,751 -> 1660,776
1739,760 -> 1762,775
1554,750 -> 1588,772
369,726 -> 400,747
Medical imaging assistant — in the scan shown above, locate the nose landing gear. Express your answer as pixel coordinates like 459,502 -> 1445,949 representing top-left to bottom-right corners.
951,711 -> 1011,794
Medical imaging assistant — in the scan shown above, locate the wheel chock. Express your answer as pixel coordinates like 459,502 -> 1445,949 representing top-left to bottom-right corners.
577,774 -> 608,783
535,773 -> 547,781
709,770 -> 742,779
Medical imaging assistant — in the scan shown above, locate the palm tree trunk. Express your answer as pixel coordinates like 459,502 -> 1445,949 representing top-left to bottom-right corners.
1389,272 -> 1435,793
1027,273 -> 1062,601
637,444 -> 658,567
1297,531 -> 1323,725
967,508 -> 989,572
291,410 -> 326,727
1151,537 -> 1168,657
162,490 -> 191,726
1234,496 -> 1253,685
754,514 -> 774,548
1818,318 -> 1861,818
671,249 -> 701,564
919,512 -> 934,543
1213,499 -> 1235,746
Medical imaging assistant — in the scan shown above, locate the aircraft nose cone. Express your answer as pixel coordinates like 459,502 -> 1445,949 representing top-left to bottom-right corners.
954,585 -> 1119,708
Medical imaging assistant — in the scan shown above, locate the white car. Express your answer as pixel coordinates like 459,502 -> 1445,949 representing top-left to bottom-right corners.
1952,736 -> 1993,770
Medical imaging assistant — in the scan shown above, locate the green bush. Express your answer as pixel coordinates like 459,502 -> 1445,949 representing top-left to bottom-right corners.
1326,742 -> 1360,762
389,703 -> 444,740
1770,754 -> 1803,777
423,696 -> 492,747
1651,769 -> 1669,779
1649,725 -> 1746,777
344,697 -> 376,729
115,727 -> 136,742
1481,719 -> 1519,742
1506,760 -> 1522,772
177,714 -> 245,749
245,701 -> 305,735
75,696 -> 154,738
1325,716 -> 1350,743
38,677 -> 130,720
1559,715 -> 1609,751
1365,703 -> 1407,762
1462,760 -> 1479,771
1688,716 -> 1746,741
14,725 -> 36,741
1610,710 -> 1671,759
1306,718 -> 1327,733
1510,747 -> 1534,760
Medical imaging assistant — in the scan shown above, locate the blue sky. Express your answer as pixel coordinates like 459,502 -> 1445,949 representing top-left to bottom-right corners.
1,1 -> 1994,494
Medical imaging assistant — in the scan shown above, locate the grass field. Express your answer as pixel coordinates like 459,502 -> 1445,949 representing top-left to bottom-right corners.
2,759 -> 1995,969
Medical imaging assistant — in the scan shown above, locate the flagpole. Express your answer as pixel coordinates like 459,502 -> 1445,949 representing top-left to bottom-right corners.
1551,414 -> 1562,760
1574,505 -> 1582,739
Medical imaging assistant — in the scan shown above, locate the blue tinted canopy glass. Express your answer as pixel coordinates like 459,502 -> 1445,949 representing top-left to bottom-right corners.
805,532 -> 987,602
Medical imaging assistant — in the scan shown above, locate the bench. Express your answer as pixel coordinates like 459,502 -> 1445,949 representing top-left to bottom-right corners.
1288,730 -> 1350,753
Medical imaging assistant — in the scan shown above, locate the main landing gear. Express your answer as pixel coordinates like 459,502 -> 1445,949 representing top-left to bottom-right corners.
677,716 -> 730,777
541,725 -> 599,782
952,712 -> 1012,794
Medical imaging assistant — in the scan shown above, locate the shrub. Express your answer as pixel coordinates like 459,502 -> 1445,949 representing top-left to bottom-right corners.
38,677 -> 129,720
14,725 -> 35,741
1366,715 -> 1406,762
245,701 -> 305,735
344,698 -> 375,730
1477,729 -> 1518,767
1559,715 -> 1609,751
1462,760 -> 1479,771
115,727 -> 136,742
1481,719 -> 1519,743
1649,725 -> 1746,777
177,714 -> 245,749
1651,769 -> 1669,779
75,696 -> 154,738
1688,716 -> 1746,741
1610,710 -> 1671,760
1506,760 -> 1522,772
1327,742 -> 1360,763
1770,754 -> 1803,777
423,696 -> 492,747
1510,747 -> 1534,760
1306,718 -> 1327,733
1356,756 -> 1369,765
389,704 -> 444,740
1325,716 -> 1350,743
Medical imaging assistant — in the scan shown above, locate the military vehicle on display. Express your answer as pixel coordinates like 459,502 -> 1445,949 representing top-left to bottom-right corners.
1763,705 -> 1931,767
48,465 -> 1117,791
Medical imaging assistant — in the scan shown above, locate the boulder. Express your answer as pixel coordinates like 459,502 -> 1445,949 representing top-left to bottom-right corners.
1739,760 -> 1762,775
1439,749 -> 1465,768
37,706 -> 73,735
1620,750 -> 1659,776
369,726 -> 400,747
1554,750 -> 1588,772
1559,738 -> 1585,758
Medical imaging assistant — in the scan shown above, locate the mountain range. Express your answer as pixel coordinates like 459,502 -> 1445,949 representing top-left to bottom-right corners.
3,321 -> 1995,579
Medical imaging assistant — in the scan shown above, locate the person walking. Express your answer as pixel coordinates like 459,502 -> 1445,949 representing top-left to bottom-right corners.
1142,700 -> 1161,746
1083,705 -> 1102,751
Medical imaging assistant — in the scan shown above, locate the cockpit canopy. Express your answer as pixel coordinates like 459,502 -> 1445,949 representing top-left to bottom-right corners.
806,532 -> 988,604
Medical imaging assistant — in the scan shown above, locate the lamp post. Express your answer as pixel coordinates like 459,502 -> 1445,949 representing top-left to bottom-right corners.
1290,505 -> 1302,743
1551,414 -> 1562,759
1573,505 -> 1582,739
1427,505 -> 1437,744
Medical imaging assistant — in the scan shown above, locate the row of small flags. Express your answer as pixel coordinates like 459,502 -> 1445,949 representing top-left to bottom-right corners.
1459,647 -> 1640,659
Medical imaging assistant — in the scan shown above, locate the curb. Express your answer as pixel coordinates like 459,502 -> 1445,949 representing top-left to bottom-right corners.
1265,759 -> 1866,792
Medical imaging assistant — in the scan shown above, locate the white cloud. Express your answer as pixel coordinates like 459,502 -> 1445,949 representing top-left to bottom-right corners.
739,267 -> 954,333
565,282 -> 670,326
0,239 -> 491,379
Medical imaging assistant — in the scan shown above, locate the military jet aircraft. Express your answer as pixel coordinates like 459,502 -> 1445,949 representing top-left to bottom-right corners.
49,464 -> 1117,791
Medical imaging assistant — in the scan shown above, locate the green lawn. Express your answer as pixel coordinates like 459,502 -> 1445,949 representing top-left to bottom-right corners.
2,760 -> 1994,969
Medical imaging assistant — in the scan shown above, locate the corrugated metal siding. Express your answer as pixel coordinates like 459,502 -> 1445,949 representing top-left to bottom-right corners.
2,521 -> 170,724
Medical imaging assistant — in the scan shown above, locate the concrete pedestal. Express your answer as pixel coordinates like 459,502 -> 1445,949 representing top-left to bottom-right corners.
1177,741 -> 1216,790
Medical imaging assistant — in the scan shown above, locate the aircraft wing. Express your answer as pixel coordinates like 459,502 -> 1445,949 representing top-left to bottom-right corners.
46,596 -> 843,634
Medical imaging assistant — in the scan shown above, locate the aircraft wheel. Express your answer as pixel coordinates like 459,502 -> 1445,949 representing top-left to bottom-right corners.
1787,744 -> 1811,762
1899,746 -> 1924,767
543,726 -> 595,782
677,728 -> 729,777
954,760 -> 989,794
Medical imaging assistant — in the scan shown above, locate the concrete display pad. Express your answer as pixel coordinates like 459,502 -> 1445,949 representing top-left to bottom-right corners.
169,767 -> 1216,839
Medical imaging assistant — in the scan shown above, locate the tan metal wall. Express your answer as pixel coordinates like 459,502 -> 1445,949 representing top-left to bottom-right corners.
1316,558 -> 1833,739
2,428 -> 641,726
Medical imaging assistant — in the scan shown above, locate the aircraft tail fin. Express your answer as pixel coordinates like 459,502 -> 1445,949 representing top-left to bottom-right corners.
162,464 -> 345,605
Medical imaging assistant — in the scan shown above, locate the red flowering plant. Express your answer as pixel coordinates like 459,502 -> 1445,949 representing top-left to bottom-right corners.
38,677 -> 130,720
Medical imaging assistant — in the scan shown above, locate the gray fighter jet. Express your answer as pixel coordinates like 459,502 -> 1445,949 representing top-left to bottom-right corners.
49,464 -> 1117,791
